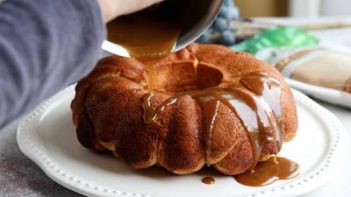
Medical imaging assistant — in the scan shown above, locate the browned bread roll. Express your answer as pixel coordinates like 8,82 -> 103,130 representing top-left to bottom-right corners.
71,43 -> 298,175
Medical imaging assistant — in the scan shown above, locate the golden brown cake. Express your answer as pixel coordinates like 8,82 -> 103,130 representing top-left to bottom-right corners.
71,43 -> 298,175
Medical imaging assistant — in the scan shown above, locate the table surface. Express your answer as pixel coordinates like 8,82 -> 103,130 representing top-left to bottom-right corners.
2,28 -> 351,196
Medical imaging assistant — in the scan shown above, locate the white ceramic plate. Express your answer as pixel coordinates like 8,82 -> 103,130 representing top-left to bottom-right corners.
17,85 -> 347,197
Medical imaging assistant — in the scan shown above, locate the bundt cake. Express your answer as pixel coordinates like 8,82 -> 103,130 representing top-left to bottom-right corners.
71,43 -> 297,175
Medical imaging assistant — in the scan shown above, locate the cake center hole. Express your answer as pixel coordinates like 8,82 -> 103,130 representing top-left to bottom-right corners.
150,62 -> 224,92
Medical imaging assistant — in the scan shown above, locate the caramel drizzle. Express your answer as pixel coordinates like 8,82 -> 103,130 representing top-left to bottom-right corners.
201,176 -> 216,185
205,100 -> 220,165
217,91 -> 264,167
106,6 -> 180,91
142,92 -> 178,123
142,73 -> 283,167
239,74 -> 283,165
234,156 -> 299,186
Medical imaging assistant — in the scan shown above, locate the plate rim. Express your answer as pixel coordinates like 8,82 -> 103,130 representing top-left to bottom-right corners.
16,85 -> 348,197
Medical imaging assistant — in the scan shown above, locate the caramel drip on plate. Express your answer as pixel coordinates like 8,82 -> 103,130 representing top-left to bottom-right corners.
142,74 -> 284,169
201,176 -> 216,185
234,156 -> 299,186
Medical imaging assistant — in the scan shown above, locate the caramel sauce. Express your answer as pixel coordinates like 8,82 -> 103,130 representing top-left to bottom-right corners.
107,6 -> 180,90
141,73 -> 298,187
234,156 -> 299,187
143,74 -> 284,167
142,92 -> 178,123
106,4 -> 298,186
237,74 -> 283,167
201,176 -> 216,185
107,9 -> 179,61
201,99 -> 221,161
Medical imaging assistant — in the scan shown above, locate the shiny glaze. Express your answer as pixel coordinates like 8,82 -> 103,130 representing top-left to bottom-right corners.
142,74 -> 284,169
202,99 -> 220,162
107,8 -> 179,61
201,176 -> 216,185
234,156 -> 299,186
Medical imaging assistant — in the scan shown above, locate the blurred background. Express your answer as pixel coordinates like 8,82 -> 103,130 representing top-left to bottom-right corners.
236,0 -> 350,17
